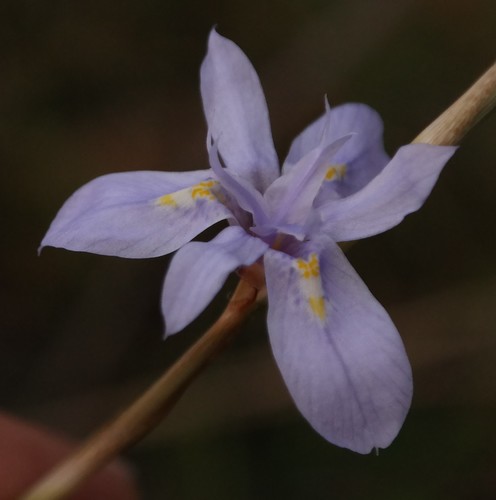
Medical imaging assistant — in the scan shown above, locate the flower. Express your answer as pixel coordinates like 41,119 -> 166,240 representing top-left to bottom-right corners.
41,30 -> 456,454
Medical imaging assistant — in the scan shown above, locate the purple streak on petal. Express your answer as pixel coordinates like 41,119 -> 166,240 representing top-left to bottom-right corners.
264,240 -> 412,453
319,144 -> 457,241
264,135 -> 351,227
208,142 -> 270,227
162,226 -> 268,335
284,103 -> 389,199
41,170 -> 232,258
200,30 -> 279,192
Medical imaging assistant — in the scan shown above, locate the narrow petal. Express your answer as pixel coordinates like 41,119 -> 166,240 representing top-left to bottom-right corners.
264,240 -> 412,454
41,170 -> 233,258
264,135 -> 351,227
162,226 -> 268,335
319,144 -> 457,241
200,30 -> 279,192
208,143 -> 270,227
284,103 -> 390,199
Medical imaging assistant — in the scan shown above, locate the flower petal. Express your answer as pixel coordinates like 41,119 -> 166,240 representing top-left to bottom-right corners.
41,170 -> 233,258
284,103 -> 390,199
162,226 -> 268,335
264,240 -> 412,453
200,30 -> 279,192
263,135 -> 351,227
208,143 -> 270,227
318,144 -> 457,241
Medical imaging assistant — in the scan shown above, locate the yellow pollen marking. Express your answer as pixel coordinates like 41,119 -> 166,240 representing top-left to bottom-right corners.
155,180 -> 220,208
156,194 -> 177,207
191,180 -> 219,201
293,253 -> 327,320
295,253 -> 320,279
308,296 -> 326,320
325,164 -> 347,181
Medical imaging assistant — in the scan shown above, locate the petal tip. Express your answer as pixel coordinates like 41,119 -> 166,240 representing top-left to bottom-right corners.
163,317 -> 183,337
37,243 -> 44,256
207,26 -> 227,49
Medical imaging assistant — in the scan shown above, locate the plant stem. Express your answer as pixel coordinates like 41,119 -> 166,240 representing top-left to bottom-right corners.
21,278 -> 263,500
413,61 -> 496,145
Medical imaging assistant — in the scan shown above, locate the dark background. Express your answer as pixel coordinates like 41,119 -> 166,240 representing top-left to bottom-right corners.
1,0 -> 495,498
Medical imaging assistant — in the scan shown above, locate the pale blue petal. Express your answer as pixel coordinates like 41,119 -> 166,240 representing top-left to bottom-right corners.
162,226 -> 268,335
264,135 -> 351,227
200,30 -> 279,192
208,143 -> 270,227
264,241 -> 412,454
41,170 -> 233,258
319,144 -> 457,241
284,103 -> 389,199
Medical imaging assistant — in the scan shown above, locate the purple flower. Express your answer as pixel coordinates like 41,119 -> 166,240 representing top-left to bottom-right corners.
41,31 -> 456,453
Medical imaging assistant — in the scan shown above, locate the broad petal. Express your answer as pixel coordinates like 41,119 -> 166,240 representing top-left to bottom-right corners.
284,103 -> 389,199
264,241 -> 412,454
319,144 -> 457,241
41,170 -> 233,258
200,30 -> 279,192
162,226 -> 268,335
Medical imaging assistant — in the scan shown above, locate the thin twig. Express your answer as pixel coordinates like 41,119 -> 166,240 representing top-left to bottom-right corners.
21,278 -> 263,500
22,61 -> 496,500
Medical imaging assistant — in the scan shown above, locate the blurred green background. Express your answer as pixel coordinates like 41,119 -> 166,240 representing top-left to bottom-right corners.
1,0 -> 496,498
